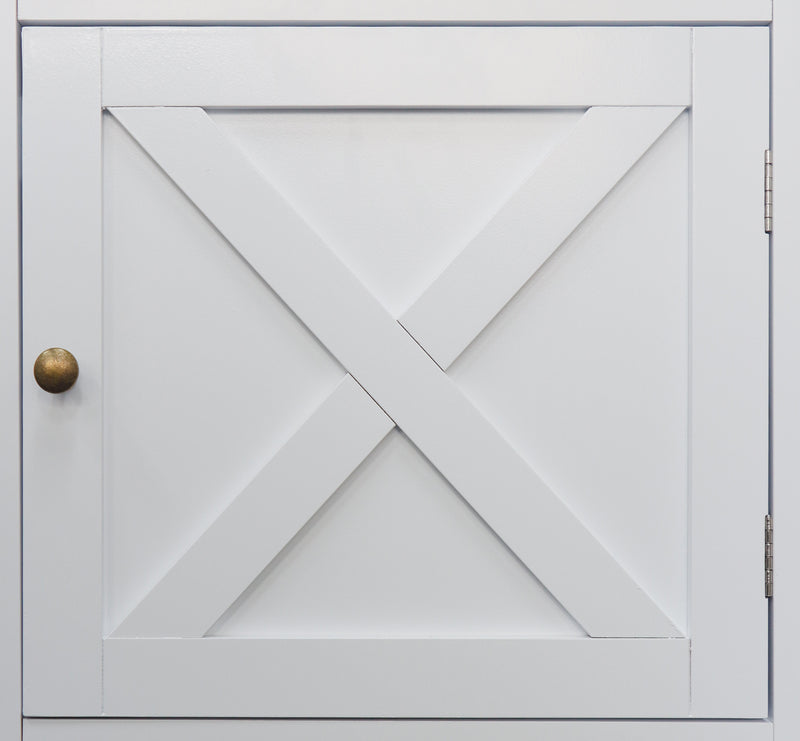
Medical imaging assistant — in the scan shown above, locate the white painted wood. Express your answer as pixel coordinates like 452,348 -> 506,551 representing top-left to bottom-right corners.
102,107 -> 587,645
689,28 -> 770,718
100,28 -> 691,108
102,637 -> 688,717
114,375 -> 393,637
772,1 -> 800,739
17,0 -> 772,24
110,105 -> 678,639
446,111 -> 691,635
400,106 -> 684,369
0,0 -> 20,738
211,108 -> 585,318
22,719 -> 775,741
102,108 -> 350,635
211,428 -> 585,640
21,28 -> 103,716
20,24 -> 777,724
103,99 -> 584,648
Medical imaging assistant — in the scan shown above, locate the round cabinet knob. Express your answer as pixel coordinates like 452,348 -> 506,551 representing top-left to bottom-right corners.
33,347 -> 79,394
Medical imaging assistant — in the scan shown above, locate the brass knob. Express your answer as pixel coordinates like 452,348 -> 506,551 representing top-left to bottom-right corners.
33,348 -> 79,394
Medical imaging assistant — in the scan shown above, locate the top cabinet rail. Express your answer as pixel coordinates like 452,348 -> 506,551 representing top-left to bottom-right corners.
18,0 -> 772,25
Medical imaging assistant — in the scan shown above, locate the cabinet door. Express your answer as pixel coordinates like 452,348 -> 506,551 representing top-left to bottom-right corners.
22,26 -> 768,719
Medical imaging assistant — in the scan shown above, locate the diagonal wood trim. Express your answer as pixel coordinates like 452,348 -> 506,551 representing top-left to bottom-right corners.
110,105 -> 679,637
400,106 -> 685,369
113,375 -> 394,638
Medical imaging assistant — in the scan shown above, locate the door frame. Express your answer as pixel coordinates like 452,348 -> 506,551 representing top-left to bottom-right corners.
0,3 -> 20,741
5,0 -> 800,738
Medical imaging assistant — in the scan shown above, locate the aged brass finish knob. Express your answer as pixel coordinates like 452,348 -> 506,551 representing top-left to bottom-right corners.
33,348 -> 79,394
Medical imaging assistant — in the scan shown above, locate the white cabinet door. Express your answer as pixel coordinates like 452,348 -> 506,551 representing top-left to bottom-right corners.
22,26 -> 769,720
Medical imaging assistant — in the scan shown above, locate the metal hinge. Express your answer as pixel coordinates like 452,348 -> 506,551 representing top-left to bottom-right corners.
765,150 -> 773,234
765,514 -> 774,598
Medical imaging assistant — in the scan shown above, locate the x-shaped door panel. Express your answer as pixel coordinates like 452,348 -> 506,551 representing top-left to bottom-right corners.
111,105 -> 683,640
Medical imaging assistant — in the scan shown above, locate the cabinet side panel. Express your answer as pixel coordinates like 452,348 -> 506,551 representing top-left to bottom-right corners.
21,28 -> 103,715
773,0 -> 800,738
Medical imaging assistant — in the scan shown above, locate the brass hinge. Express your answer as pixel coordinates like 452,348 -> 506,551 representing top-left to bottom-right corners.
765,514 -> 774,598
765,150 -> 773,234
